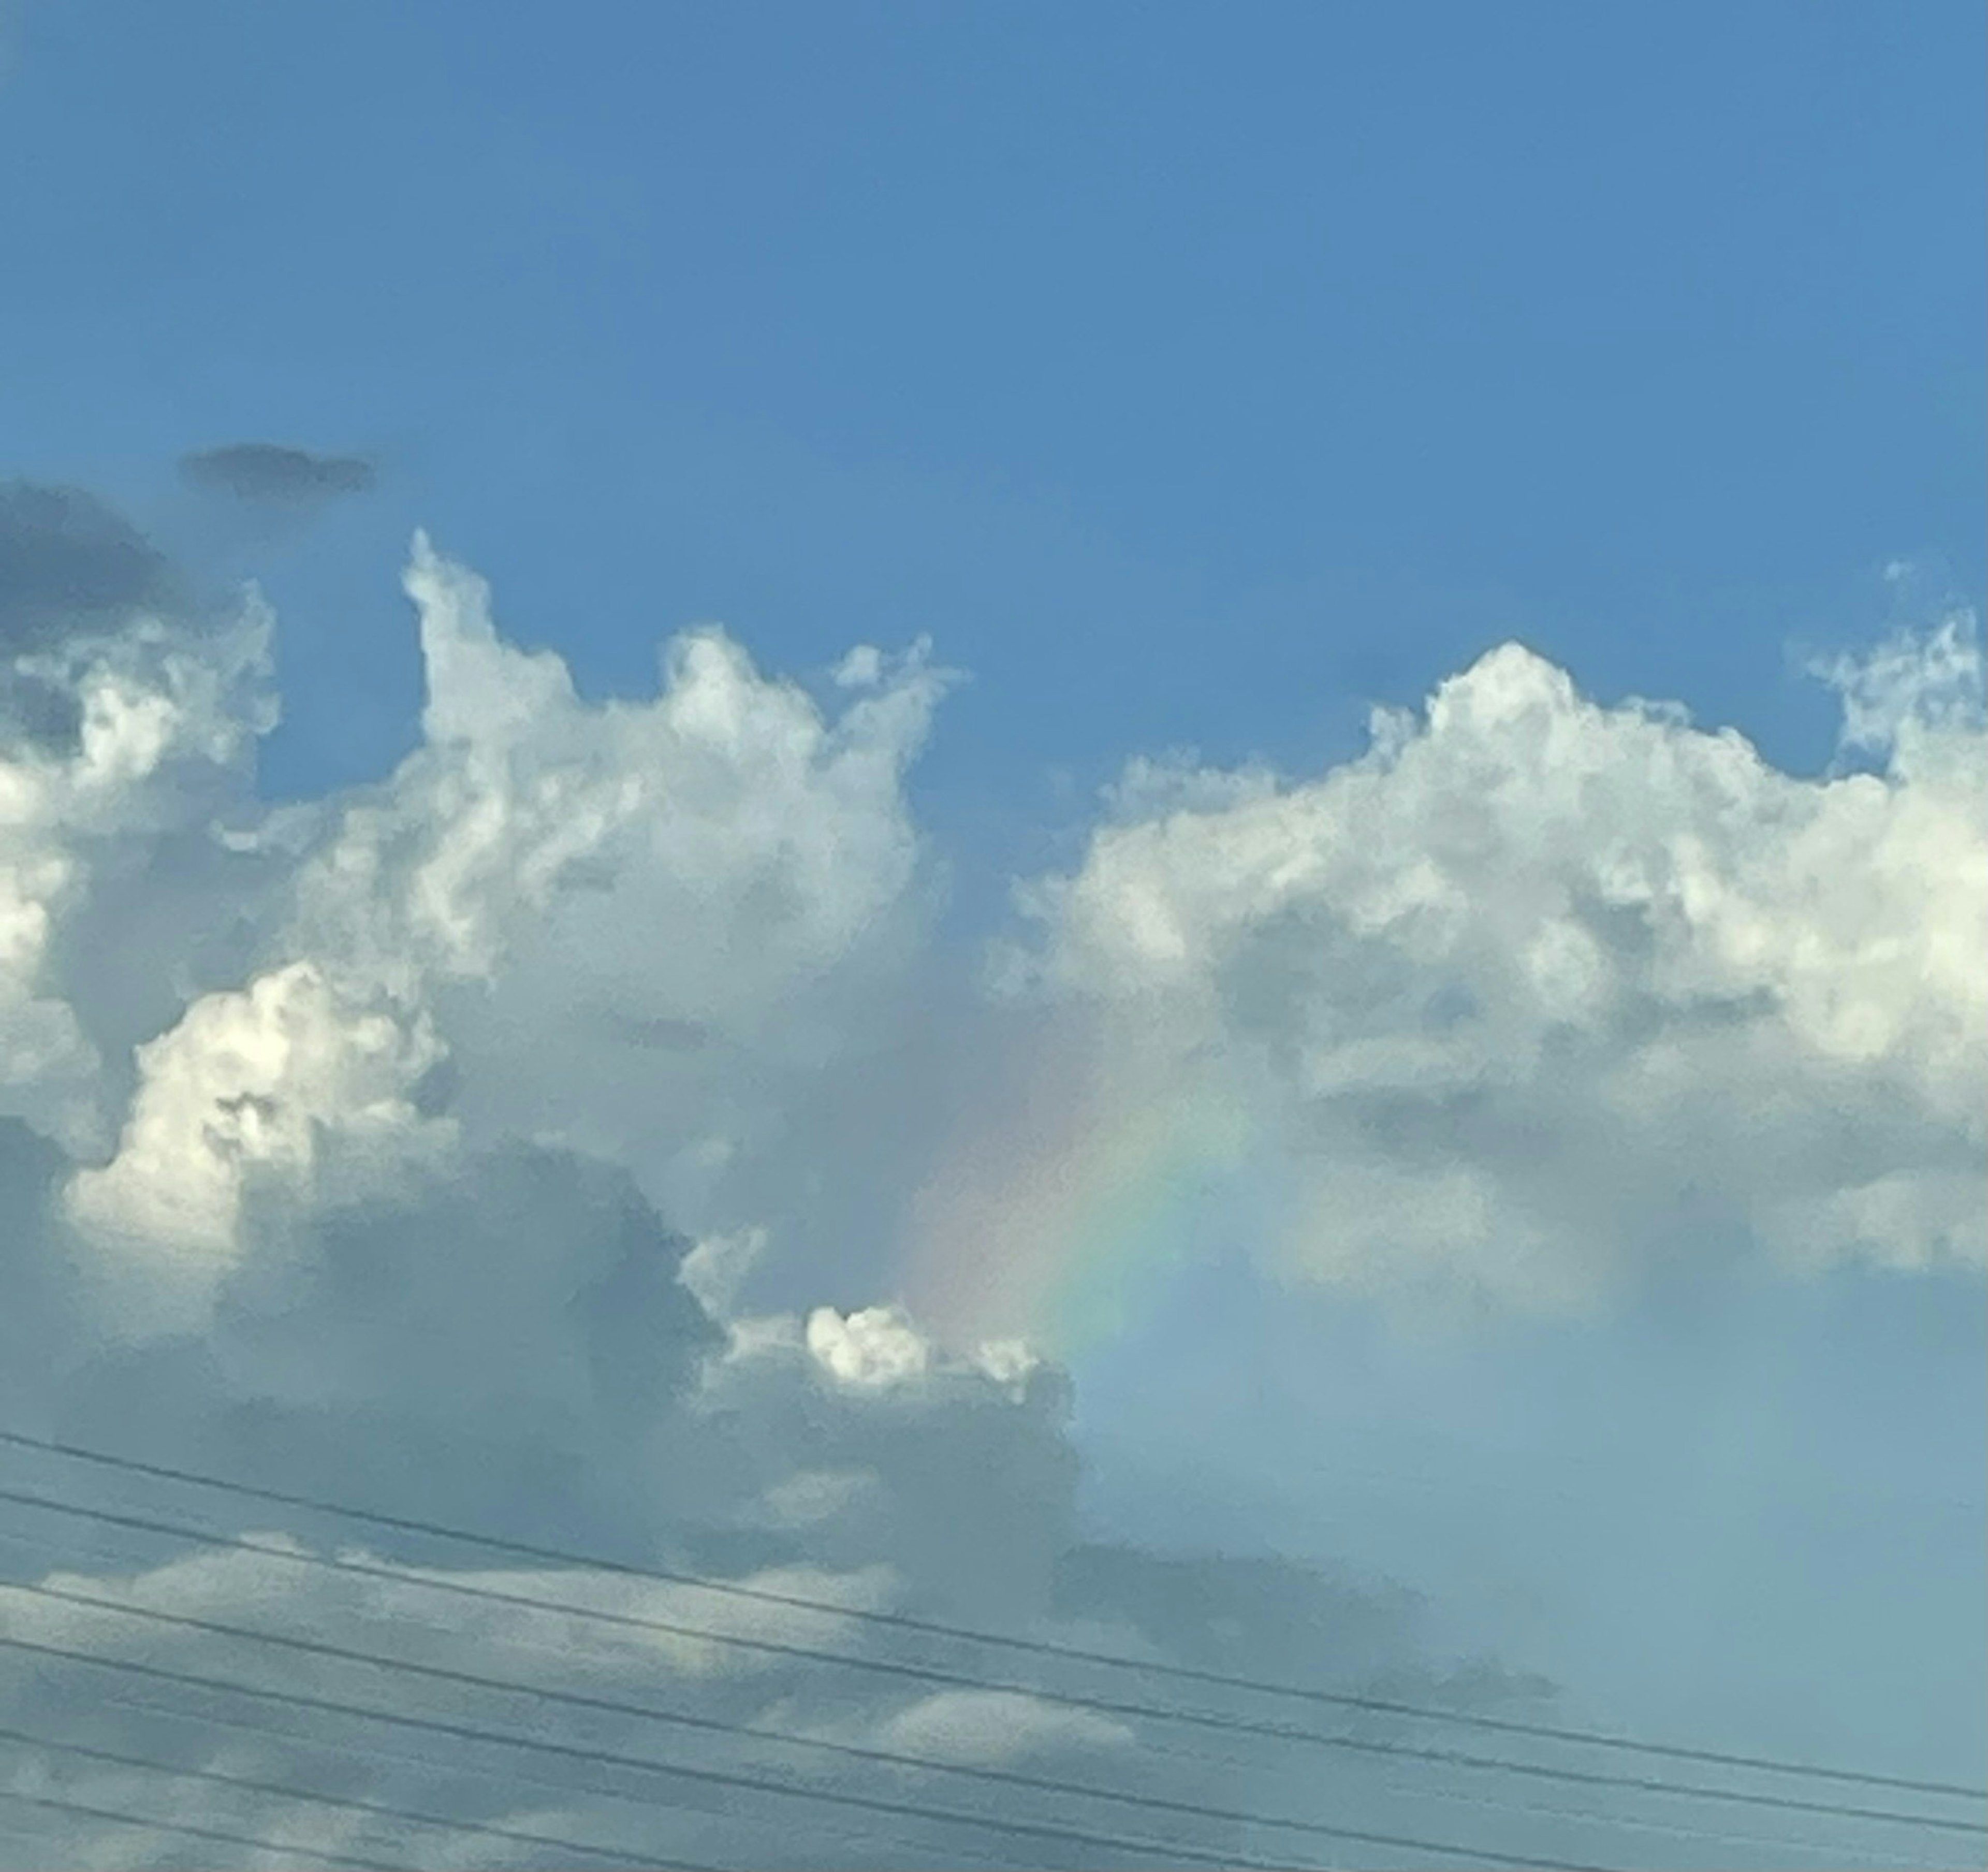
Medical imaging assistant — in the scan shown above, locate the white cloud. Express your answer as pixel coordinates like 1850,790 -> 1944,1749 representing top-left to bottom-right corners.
872,1688 -> 1134,1765
832,643 -> 885,689
807,1304 -> 933,1391
288,538 -> 949,1230
59,536 -> 950,1327
1812,600 -> 1984,760
990,619 -> 1986,1316
1,590 -> 275,1155
63,961 -> 451,1326
62,534 -> 1980,1350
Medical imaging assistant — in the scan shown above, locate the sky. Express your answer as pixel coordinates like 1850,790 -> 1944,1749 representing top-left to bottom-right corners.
0,4 -> 1984,1869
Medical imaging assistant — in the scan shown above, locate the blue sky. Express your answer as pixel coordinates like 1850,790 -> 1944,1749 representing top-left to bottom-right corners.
5,0 -> 1981,833
1,5 -> 1984,1866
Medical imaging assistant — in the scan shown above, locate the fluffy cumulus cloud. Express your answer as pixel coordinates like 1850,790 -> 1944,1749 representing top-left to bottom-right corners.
62,535 -> 948,1333
2,494 -> 1981,1867
1,485 -> 276,1158
989,614 -> 1986,1319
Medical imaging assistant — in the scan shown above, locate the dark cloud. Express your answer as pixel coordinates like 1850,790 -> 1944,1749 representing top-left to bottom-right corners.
179,441 -> 377,504
0,481 -> 176,654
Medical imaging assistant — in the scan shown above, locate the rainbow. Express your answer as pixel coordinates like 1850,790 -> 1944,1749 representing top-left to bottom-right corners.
899,1033 -> 1265,1359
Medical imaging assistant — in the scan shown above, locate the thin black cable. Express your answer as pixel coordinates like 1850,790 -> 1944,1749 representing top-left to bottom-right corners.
0,1724 -> 725,1871
0,1482 -> 1976,1842
0,1782 -> 415,1872
0,1618 -> 1609,1872
8,1424 -> 1974,1803
90,1686 -> 1035,1872
17,1497 -> 1033,1872
102,1676 -> 1949,1872
2,1510 -> 1356,1853
0,1515 -> 1928,1872
11,1569 -> 1980,1861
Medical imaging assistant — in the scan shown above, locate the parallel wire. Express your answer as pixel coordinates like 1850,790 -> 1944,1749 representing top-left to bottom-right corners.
1,1483 -> 1978,1843
0,1616 -> 1605,1872
92,1687 -> 1034,1872
3,1511 -> 1314,1870
0,1725 -> 725,1871
0,1782 -> 416,1872
104,1676 -> 1960,1872
2,1516 -> 1939,1872
12,1564 -> 1982,1866
8,1425 -> 1976,1803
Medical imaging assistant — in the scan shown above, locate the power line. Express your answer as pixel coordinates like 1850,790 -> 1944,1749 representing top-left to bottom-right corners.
4,1516 -> 1946,1872
9,1565 -> 1981,1866
0,1782 -> 416,1872
105,1673 -> 1950,1872
0,1616 -> 1330,1872
1,1482 -> 1978,1844
18,1497 -> 1040,1872
0,1616 -> 1616,1872
0,1723 -> 726,1871
91,1686 -> 1035,1872
9,1424 -> 1975,1804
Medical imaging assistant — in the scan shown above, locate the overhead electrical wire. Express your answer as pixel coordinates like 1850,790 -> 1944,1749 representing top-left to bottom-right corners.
3,1435 -> 1979,1872
0,1482 -> 1978,1845
6,1425 -> 1975,1804
87,1686 -> 1038,1872
0,1614 -> 1614,1872
100,1674 -> 1957,1872
0,1783 -> 420,1872
0,1723 -> 726,1872
7,1562 -> 1983,1869
2,1510 -> 1946,1872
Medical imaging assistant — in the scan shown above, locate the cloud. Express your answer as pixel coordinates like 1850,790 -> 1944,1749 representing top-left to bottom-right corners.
0,485 -> 188,759
873,1688 -> 1135,1764
58,535 -> 951,1336
0,1507 -> 1463,1872
1,514 -> 1977,1866
179,443 -> 377,505
948,614 -> 1987,1329
1,495 -> 276,1156
3,1102 -> 1480,1867
63,960 -> 456,1325
806,1305 -> 933,1390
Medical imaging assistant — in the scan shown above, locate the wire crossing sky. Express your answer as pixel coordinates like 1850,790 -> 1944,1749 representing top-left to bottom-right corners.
3,1428 -> 1978,1806
1,1560 -> 1976,1869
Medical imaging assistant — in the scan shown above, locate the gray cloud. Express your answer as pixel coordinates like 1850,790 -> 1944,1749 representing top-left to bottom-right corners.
180,442 -> 377,504
0,482 -> 176,654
